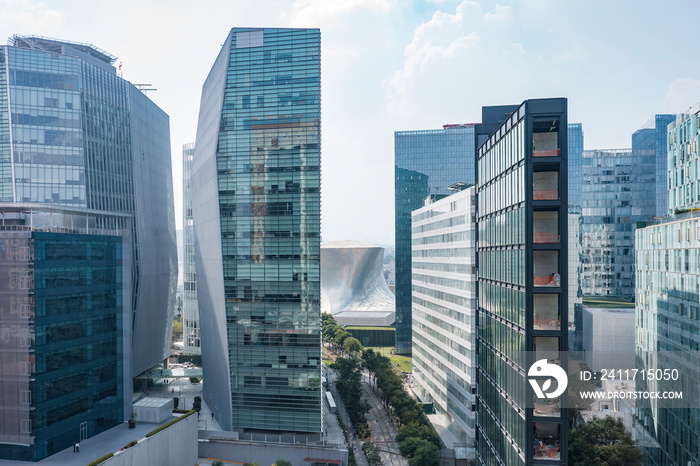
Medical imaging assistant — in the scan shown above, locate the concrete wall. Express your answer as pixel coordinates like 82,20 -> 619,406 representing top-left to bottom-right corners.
100,414 -> 197,466
199,438 -> 348,466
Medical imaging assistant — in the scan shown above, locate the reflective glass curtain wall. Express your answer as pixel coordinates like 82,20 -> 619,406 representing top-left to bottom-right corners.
183,142 -> 200,354
0,37 -> 176,378
567,124 -> 583,351
395,126 -> 476,354
476,99 -> 568,466
0,230 -> 123,461
193,28 -> 322,433
635,217 -> 700,466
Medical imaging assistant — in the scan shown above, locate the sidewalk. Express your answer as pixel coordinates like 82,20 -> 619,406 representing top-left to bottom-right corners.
326,368 -> 369,466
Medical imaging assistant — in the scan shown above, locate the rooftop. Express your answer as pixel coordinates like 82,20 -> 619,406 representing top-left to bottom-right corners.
8,35 -> 117,64
582,296 -> 635,309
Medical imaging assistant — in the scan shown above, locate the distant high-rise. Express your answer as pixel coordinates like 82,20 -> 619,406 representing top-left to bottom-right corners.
476,98 -> 569,466
577,116 -> 673,300
636,106 -> 699,466
182,142 -> 200,354
0,35 -> 176,461
567,123 -> 584,351
394,125 -> 477,354
192,28 -> 322,433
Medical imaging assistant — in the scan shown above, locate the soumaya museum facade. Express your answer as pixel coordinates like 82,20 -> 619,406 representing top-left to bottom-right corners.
192,28 -> 322,434
0,36 -> 176,461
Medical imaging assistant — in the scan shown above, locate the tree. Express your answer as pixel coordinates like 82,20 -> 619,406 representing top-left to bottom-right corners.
334,328 -> 351,347
272,461 -> 292,466
322,313 -> 338,341
399,437 -> 435,458
398,423 -> 441,449
567,361 -> 596,427
172,318 -> 183,341
408,442 -> 440,466
569,415 -> 643,466
343,337 -> 363,356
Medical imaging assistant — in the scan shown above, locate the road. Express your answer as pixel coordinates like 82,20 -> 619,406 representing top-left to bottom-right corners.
361,371 -> 407,466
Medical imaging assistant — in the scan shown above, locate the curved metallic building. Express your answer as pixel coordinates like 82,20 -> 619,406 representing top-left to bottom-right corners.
321,241 -> 395,327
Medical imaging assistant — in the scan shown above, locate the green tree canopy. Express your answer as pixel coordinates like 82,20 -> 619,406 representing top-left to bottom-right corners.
569,415 -> 643,466
272,461 -> 292,466
343,336 -> 363,355
334,328 -> 351,346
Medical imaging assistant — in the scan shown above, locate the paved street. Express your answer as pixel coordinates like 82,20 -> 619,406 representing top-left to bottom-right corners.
361,371 -> 407,466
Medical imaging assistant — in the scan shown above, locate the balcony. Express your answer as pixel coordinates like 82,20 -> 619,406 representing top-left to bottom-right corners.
533,172 -> 558,201
533,120 -> 559,158
533,211 -> 559,244
534,294 -> 560,330
534,251 -> 559,287
533,422 -> 561,460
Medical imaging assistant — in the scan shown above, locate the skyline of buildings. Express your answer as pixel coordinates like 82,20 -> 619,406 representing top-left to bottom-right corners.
191,27 -> 323,434
0,35 -> 176,461
1,23 -> 699,466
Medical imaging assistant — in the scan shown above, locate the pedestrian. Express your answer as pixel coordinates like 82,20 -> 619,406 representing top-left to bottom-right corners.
76,442 -> 80,452
73,442 -> 76,452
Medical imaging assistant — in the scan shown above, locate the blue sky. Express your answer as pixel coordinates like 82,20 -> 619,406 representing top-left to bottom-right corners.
2,0 -> 700,245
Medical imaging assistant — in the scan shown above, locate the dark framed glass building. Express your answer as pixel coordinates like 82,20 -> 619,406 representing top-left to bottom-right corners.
395,125 -> 477,354
476,98 -> 568,466
192,28 -> 322,433
0,207 -> 128,461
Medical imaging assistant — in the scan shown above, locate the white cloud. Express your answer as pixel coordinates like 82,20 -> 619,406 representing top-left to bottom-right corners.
0,0 -> 64,32
484,4 -> 513,24
664,79 -> 700,113
281,0 -> 397,27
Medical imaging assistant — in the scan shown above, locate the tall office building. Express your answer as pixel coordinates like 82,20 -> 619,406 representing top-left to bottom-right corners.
411,185 -> 477,461
192,28 -> 322,433
567,124 -> 584,351
476,98 -> 568,466
636,107 -> 699,466
578,116 -> 674,300
0,35 -> 176,460
395,125 -> 477,354
182,142 -> 200,354
633,115 -> 676,217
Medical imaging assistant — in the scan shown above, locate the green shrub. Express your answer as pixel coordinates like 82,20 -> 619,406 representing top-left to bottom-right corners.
86,453 -> 114,466
123,439 -> 138,449
145,410 -> 196,437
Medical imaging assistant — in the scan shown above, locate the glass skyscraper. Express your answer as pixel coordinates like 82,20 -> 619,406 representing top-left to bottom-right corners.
636,107 -> 699,466
395,125 -> 477,354
411,186 -> 477,460
567,124 -> 584,351
476,98 -> 569,466
182,142 -> 200,354
577,116 -> 674,300
635,213 -> 700,466
192,28 -> 322,433
0,35 -> 176,460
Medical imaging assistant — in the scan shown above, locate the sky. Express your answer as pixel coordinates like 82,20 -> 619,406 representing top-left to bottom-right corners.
3,0 -> 700,246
